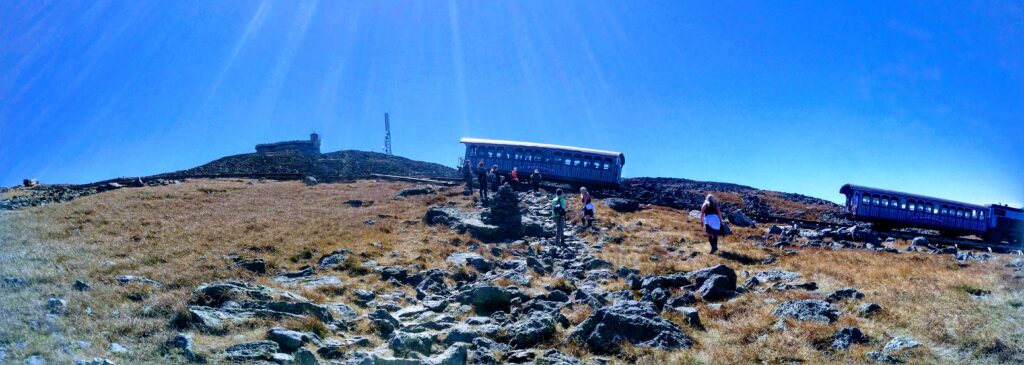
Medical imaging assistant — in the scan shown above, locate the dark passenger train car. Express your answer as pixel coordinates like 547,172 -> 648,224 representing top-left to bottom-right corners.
840,184 -> 988,235
840,184 -> 1023,244
460,138 -> 625,187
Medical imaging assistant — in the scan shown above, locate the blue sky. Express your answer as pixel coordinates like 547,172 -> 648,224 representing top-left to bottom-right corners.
1,1 -> 1022,206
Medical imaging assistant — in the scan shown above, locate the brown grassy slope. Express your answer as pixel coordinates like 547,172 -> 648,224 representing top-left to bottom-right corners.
0,179 -> 476,364
587,204 -> 1024,365
1,179 -> 1021,364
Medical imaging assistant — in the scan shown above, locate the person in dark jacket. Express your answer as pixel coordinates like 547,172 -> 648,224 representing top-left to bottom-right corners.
530,169 -> 542,192
462,160 -> 474,194
489,165 -> 501,192
476,161 -> 488,200
580,187 -> 595,227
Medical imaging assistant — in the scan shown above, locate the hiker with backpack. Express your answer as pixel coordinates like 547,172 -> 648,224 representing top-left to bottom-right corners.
700,194 -> 723,254
580,187 -> 595,227
551,189 -> 567,245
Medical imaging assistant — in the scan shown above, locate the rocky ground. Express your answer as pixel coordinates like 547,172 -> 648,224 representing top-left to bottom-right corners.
2,179 -> 1023,364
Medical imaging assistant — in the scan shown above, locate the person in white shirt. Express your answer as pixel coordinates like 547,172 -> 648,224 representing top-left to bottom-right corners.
700,194 -> 723,254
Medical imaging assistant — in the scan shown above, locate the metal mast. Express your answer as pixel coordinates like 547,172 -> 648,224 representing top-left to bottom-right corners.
383,112 -> 393,155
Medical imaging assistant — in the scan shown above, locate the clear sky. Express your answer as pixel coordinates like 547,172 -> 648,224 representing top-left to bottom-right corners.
1,1 -> 1022,206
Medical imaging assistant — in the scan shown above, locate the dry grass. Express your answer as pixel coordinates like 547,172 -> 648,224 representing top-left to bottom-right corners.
1,179 -> 1021,364
0,179 -> 471,364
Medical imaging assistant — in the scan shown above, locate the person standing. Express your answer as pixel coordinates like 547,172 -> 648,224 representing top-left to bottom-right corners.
580,187 -> 595,227
489,165 -> 501,193
511,167 -> 520,185
462,160 -> 474,194
551,189 -> 567,245
476,161 -> 488,201
530,169 -> 542,192
700,194 -> 723,254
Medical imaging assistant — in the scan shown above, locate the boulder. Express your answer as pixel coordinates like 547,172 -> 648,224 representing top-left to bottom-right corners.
827,288 -> 865,302
454,285 -> 524,315
570,300 -> 692,354
47,298 -> 67,315
669,306 -> 703,330
370,309 -> 400,337
424,206 -> 502,240
533,349 -> 584,365
267,327 -> 318,353
505,311 -> 558,349
115,275 -> 163,287
237,259 -> 267,274
604,198 -> 640,213
345,199 -> 365,207
666,292 -> 697,308
753,269 -> 801,283
685,264 -> 737,290
426,343 -> 469,365
294,349 -> 318,365
73,279 -> 92,292
174,333 -> 204,363
642,287 -> 670,310
696,274 -> 734,302
317,250 -> 350,270
728,211 -> 755,227
388,331 -> 436,356
75,358 -> 115,365
1006,258 -> 1024,268
867,351 -> 903,364
882,337 -> 920,354
772,299 -> 841,323
768,225 -> 784,235
223,341 -> 279,361
839,226 -> 881,244
859,303 -> 882,317
911,236 -> 930,246
831,327 -> 868,350
303,176 -> 318,186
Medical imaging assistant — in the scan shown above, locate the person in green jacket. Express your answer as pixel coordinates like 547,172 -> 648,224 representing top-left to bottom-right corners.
551,189 -> 567,245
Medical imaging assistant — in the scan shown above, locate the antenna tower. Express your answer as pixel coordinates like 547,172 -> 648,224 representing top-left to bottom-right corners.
383,112 -> 393,155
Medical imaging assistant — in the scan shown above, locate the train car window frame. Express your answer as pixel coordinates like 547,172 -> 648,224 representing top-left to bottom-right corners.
941,206 -> 948,215
909,201 -> 916,211
900,199 -> 907,210
872,196 -> 880,205
862,195 -> 870,204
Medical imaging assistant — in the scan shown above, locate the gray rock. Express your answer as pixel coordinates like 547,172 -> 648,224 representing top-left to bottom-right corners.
831,327 -> 868,350
696,274 -> 734,302
534,349 -> 584,365
73,279 -> 92,291
685,264 -> 737,290
883,337 -> 920,354
728,211 -> 755,227
773,299 -> 841,323
860,303 -> 882,317
75,358 -> 115,365
669,306 -> 703,330
768,225 -> 784,235
570,300 -> 692,354
353,289 -> 376,306
267,327 -> 318,353
115,275 -> 163,287
26,355 -> 46,365
425,343 -> 468,365
174,333 -> 204,363
388,331 -> 436,356
398,186 -> 435,197
867,351 -> 903,364
223,341 -> 279,361
424,206 -> 502,240
1007,258 -> 1024,268
827,288 -> 865,302
47,298 -> 67,315
911,236 -> 930,246
454,284 -> 523,315
506,311 -> 558,349
604,198 -> 640,213
303,176 -> 318,186
666,292 -> 697,308
108,343 -> 129,354
317,250 -> 350,270
236,258 -> 267,274
753,269 -> 801,283
294,348 -> 318,365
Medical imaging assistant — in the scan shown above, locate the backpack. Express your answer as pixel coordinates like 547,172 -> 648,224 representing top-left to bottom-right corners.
552,197 -> 566,216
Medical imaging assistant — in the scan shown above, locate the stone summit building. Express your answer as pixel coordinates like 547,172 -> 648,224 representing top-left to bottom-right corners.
255,133 -> 321,155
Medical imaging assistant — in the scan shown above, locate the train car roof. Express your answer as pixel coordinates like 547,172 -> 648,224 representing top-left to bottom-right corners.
839,184 -> 988,210
460,137 -> 625,164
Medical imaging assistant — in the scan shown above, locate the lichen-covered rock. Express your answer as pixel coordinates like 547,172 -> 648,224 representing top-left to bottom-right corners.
223,341 -> 279,361
827,288 -> 865,302
604,198 -> 640,213
505,311 -> 558,349
773,299 -> 841,323
685,264 -> 737,290
570,300 -> 692,354
831,327 -> 868,350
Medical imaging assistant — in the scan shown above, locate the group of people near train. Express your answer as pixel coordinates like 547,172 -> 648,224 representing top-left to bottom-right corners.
460,160 -> 723,251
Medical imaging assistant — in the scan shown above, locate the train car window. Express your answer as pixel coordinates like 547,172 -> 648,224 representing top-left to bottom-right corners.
872,196 -> 880,205
603,163 -> 610,170
881,198 -> 889,207
941,207 -> 948,215
909,202 -> 916,211
971,210 -> 977,219
980,211 -> 985,219
900,200 -> 907,209
862,195 -> 870,204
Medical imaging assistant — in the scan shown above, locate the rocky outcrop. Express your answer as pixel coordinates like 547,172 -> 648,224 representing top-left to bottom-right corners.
604,198 -> 640,213
570,300 -> 693,354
